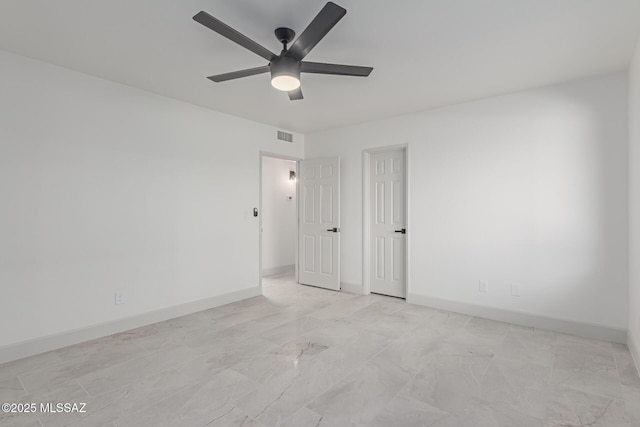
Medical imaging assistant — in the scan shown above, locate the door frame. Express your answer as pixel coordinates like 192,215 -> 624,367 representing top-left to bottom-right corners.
362,144 -> 410,297
258,151 -> 302,292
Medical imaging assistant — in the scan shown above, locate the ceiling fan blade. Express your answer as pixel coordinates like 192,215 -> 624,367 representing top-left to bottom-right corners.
301,61 -> 373,76
288,87 -> 304,100
286,2 -> 346,61
207,65 -> 270,82
193,11 -> 276,61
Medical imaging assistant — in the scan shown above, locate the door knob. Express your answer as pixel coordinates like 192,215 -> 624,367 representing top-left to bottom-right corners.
394,228 -> 406,234
326,227 -> 339,232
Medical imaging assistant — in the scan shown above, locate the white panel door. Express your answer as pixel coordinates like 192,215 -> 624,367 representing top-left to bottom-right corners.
370,149 -> 406,298
298,157 -> 340,290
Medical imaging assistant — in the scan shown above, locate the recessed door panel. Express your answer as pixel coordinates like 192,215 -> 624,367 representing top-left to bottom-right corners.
392,179 -> 401,225
321,235 -> 333,275
376,237 -> 385,280
320,184 -> 333,224
303,235 -> 315,273
376,181 -> 385,225
392,236 -> 403,282
304,184 -> 315,224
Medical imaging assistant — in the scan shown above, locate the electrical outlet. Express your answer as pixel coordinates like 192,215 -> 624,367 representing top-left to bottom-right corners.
479,280 -> 488,293
510,284 -> 520,297
114,292 -> 125,305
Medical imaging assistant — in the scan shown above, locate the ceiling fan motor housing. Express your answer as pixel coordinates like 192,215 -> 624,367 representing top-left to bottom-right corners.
270,56 -> 301,90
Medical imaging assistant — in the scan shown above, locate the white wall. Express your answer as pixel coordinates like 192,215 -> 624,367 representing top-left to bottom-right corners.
0,50 -> 303,356
629,40 -> 640,363
306,73 -> 628,335
261,157 -> 297,275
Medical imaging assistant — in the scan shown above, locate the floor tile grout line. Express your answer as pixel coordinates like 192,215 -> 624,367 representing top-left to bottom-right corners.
75,379 -> 92,399
16,374 -> 28,395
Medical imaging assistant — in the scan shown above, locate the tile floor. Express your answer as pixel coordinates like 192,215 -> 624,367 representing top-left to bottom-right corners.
1,271 -> 639,426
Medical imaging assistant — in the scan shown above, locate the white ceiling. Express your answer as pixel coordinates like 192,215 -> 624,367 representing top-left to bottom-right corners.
1,0 -> 640,133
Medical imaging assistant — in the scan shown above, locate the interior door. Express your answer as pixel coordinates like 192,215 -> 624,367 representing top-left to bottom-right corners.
298,157 -> 340,290
370,149 -> 406,298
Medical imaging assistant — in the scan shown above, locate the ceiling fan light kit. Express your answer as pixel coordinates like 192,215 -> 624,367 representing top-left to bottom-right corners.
270,55 -> 301,91
193,2 -> 373,100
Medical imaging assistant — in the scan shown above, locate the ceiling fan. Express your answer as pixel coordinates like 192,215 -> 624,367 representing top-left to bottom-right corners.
193,2 -> 373,100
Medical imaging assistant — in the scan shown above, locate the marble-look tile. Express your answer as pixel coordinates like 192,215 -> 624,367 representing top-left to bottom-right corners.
368,328 -> 447,376
235,358 -> 344,427
340,306 -> 425,339
260,316 -> 330,345
277,407 -> 323,427
43,369 -> 194,427
19,340 -> 149,395
0,418 -> 43,427
465,317 -> 511,337
307,361 -> 412,426
306,295 -> 378,321
494,327 -> 556,367
115,369 -> 259,427
132,322 -> 212,352
1,379 -> 88,427
232,337 -> 332,386
343,299 -> 405,324
544,386 -> 631,426
368,394 -> 450,427
186,406 -> 264,427
414,309 -> 471,334
316,329 -> 392,372
0,408 -> 40,427
479,357 -> 552,419
175,338 -> 277,381
438,327 -> 502,362
551,338 -> 622,400
295,322 -> 363,349
231,352 -> 301,385
432,399 -> 543,427
0,376 -> 26,401
54,326 -> 154,361
0,351 -> 62,382
76,345 -> 200,396
268,339 -> 329,362
621,384 -> 640,425
368,309 -> 427,338
612,343 -> 640,389
399,353 -> 492,414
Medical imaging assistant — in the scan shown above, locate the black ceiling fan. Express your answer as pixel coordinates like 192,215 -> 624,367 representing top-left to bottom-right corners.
193,2 -> 373,100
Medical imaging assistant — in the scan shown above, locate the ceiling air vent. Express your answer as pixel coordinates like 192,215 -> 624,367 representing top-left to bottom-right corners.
277,130 -> 294,143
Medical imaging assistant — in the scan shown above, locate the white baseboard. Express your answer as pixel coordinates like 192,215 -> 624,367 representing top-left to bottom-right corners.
628,332 -> 640,376
0,286 -> 261,365
262,265 -> 295,277
408,293 -> 627,344
341,281 -> 365,295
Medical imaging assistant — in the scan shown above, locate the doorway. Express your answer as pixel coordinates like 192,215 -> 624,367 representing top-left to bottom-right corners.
260,154 -> 299,286
363,146 -> 408,298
